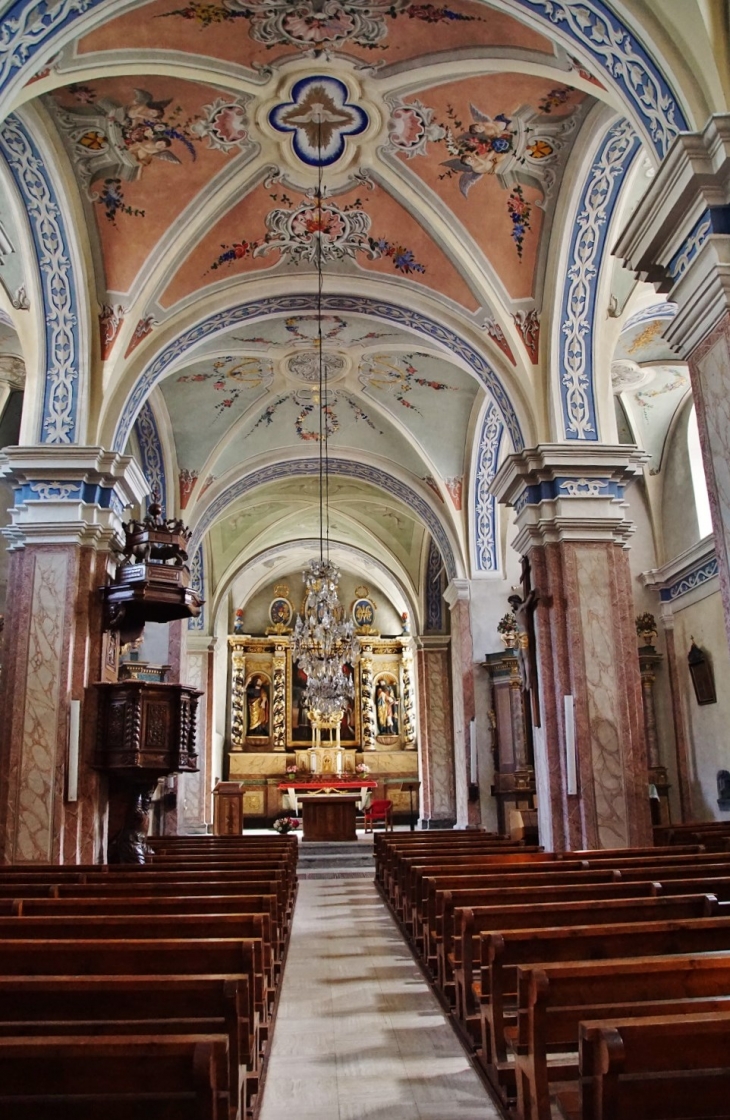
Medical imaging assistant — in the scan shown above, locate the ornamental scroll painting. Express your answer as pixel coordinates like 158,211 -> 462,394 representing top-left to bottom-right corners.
245,672 -> 271,740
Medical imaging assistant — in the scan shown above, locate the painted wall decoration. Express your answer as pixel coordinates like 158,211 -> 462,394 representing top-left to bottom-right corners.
207,189 -> 426,276
473,400 -> 504,573
133,400 -> 167,513
175,354 -> 273,416
359,353 -> 457,413
244,388 -> 382,443
559,117 -> 641,440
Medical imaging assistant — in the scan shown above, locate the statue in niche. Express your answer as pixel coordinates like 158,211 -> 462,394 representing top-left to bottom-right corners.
246,674 -> 270,737
376,678 -> 399,736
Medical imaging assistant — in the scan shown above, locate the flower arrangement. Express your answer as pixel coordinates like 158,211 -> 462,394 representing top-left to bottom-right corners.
635,612 -> 657,635
355,762 -> 370,776
272,815 -> 300,834
497,612 -> 518,634
285,763 -> 298,777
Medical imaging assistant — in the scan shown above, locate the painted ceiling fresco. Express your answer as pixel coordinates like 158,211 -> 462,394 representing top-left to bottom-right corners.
9,0 -> 671,607
157,320 -> 478,507
74,0 -> 556,70
208,476 -> 427,587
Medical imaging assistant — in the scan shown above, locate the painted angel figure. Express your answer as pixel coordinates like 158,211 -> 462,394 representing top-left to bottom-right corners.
120,89 -> 185,167
441,106 -> 515,197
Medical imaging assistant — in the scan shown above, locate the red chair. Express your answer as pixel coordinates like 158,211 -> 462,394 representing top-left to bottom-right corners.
363,799 -> 393,833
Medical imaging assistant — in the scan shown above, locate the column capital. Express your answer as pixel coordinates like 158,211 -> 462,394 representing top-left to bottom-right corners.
443,579 -> 470,608
0,445 -> 148,550
615,114 -> 730,356
491,444 -> 647,553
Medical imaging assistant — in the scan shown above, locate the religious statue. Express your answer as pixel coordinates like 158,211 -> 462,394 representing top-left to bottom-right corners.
247,674 -> 270,736
507,555 -> 541,727
376,680 -> 399,736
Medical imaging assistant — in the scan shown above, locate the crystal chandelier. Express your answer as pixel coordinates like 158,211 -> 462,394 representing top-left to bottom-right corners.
290,117 -> 360,726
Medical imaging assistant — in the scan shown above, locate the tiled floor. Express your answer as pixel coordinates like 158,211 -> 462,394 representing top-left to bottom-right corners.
259,878 -> 503,1120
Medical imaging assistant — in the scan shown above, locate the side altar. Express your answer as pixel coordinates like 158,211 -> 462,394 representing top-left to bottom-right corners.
226,633 -> 418,824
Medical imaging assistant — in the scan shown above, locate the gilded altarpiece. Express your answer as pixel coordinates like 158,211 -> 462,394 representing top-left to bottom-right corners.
227,635 -> 417,822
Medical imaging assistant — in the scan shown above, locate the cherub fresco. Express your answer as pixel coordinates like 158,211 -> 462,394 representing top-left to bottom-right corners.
50,86 -> 249,224
440,107 -> 516,194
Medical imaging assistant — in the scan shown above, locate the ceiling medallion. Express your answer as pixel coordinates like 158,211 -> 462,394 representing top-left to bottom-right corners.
610,359 -> 654,393
286,349 -> 347,384
269,75 -> 368,167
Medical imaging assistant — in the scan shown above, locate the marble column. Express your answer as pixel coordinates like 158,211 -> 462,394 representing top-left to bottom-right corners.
415,636 -> 456,828
493,445 -> 653,851
616,114 -> 730,649
0,447 -> 147,864
444,581 -> 479,828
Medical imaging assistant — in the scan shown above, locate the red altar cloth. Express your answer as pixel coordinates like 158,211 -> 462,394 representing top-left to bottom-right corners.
277,779 -> 377,791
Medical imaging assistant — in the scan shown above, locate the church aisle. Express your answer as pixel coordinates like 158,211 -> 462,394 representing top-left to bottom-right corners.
259,878 -> 502,1120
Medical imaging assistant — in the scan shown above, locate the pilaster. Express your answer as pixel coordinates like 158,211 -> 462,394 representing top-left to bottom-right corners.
444,579 -> 478,828
415,635 -> 456,829
0,447 -> 147,863
492,445 -> 652,850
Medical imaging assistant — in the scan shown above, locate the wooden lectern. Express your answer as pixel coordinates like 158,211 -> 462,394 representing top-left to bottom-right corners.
213,781 -> 245,836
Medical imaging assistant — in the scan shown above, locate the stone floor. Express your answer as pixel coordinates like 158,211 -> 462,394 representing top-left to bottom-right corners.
258,877 -> 503,1120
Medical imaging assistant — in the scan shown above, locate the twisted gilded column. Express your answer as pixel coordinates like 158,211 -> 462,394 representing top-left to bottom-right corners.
359,644 -> 377,751
401,645 -> 417,748
229,640 -> 246,750
272,643 -> 287,751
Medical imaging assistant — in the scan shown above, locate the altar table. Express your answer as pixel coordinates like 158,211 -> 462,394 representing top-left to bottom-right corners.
298,794 -> 361,842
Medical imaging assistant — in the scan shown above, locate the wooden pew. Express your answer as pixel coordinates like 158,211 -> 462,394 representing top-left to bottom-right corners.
479,913 -> 730,1088
433,881 -> 661,991
0,974 -> 256,1115
397,851 -> 729,934
513,953 -> 730,1120
455,894 -> 717,1029
574,1011 -> 730,1120
0,914 -> 274,1013
0,1034 -> 231,1120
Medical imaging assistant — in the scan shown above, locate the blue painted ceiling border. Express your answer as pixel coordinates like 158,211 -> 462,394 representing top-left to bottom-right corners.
473,401 -> 504,573
112,293 -> 525,453
133,400 -> 167,514
0,112 -> 81,444
189,456 -> 459,582
508,0 -> 687,156
559,117 -> 641,441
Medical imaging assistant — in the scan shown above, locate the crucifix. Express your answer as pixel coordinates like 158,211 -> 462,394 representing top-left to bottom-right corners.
508,555 -> 541,728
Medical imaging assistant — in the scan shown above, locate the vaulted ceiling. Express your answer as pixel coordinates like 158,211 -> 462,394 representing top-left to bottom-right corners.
0,0 -> 724,628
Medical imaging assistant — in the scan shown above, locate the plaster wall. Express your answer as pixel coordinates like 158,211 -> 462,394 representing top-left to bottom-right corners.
661,404 -> 700,563
672,588 -> 730,820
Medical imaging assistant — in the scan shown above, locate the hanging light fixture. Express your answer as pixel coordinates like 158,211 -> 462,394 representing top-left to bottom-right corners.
291,112 -> 360,728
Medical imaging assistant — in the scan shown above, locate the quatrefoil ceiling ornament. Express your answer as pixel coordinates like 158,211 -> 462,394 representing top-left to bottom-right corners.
269,76 -> 368,167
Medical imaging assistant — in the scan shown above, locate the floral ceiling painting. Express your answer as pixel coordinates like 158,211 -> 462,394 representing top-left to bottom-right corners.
48,78 -> 253,292
76,0 -> 555,70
